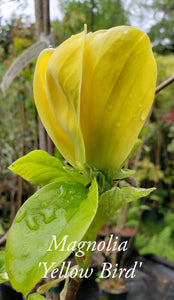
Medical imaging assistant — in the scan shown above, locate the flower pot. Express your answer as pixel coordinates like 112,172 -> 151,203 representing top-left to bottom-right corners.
105,288 -> 128,300
97,224 -> 111,240
75,253 -> 104,300
0,283 -> 23,300
97,227 -> 136,265
110,226 -> 136,265
100,279 -> 128,300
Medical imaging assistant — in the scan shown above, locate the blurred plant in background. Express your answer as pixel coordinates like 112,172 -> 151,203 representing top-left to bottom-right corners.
52,0 -> 128,45
0,16 -> 37,228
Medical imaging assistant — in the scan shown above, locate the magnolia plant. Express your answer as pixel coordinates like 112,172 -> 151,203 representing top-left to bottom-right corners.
0,25 -> 157,300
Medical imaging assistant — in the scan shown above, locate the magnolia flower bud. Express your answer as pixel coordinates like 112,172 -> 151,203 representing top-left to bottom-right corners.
34,26 -> 157,171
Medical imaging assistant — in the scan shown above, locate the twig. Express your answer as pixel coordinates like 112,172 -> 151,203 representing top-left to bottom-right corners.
120,210 -> 142,269
16,95 -> 25,211
10,190 -> 16,225
64,278 -> 83,300
122,203 -> 129,229
16,176 -> 23,212
0,229 -> 9,245
155,75 -> 174,94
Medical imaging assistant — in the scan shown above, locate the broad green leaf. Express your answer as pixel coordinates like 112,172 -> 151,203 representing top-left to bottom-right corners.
113,168 -> 136,180
27,293 -> 46,300
0,251 -> 8,283
84,186 -> 155,243
5,179 -> 98,296
8,150 -> 89,186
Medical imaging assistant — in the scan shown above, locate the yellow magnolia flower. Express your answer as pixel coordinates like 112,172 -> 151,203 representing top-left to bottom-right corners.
34,26 -> 157,171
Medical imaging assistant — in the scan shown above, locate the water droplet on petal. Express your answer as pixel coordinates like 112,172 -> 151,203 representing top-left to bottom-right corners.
15,209 -> 27,223
129,94 -> 132,98
40,209 -> 56,224
140,112 -> 146,121
122,28 -> 128,33
25,215 -> 39,230
116,122 -> 121,128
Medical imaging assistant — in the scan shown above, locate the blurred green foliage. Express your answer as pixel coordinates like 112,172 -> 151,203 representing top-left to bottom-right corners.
53,0 -> 128,45
0,17 -> 37,228
149,0 -> 174,54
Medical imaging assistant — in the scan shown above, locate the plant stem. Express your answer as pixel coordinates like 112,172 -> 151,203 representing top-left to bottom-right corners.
0,229 -> 9,245
75,251 -> 84,268
64,278 -> 83,300
155,74 -> 174,94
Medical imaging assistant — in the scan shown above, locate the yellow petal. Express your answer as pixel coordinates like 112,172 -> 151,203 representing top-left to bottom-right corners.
33,49 -> 76,166
45,30 -> 86,167
80,26 -> 157,170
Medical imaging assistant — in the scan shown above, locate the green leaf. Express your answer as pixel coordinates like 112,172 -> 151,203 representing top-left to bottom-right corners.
8,150 -> 89,186
5,179 -> 98,296
0,251 -> 8,283
113,168 -> 136,180
84,186 -> 155,243
27,294 -> 46,300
